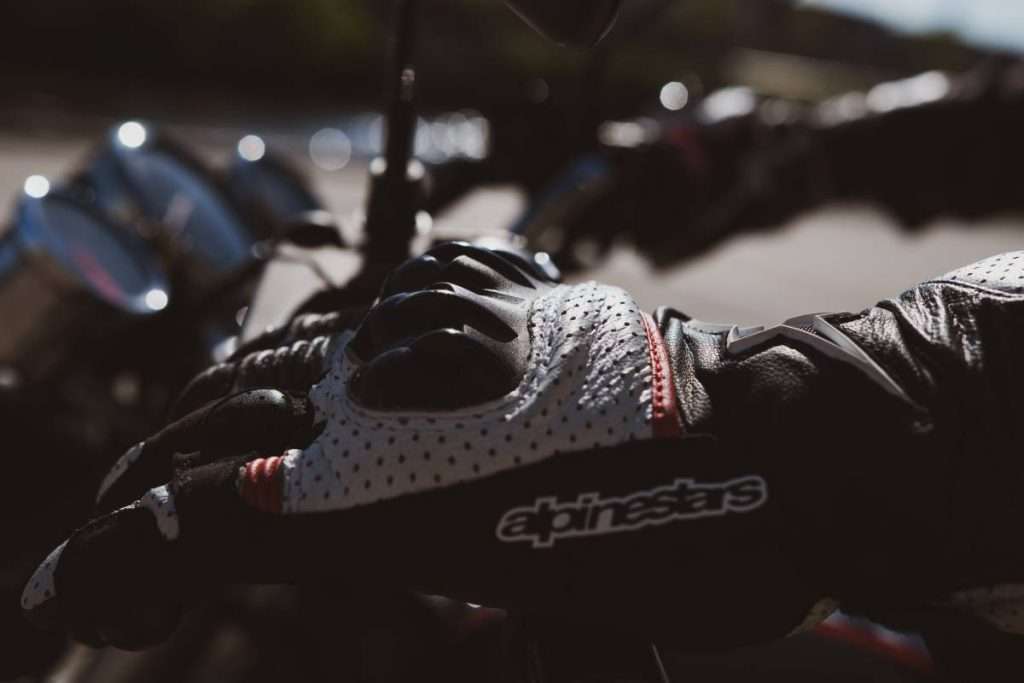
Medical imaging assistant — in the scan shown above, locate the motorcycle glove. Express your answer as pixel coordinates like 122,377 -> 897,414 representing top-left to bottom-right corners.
22,244 -> 1024,655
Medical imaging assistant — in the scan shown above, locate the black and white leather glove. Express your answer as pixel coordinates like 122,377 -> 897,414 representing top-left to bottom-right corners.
22,245 -> 1024,668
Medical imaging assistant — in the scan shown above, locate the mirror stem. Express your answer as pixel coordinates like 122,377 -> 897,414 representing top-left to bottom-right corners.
363,0 -> 422,265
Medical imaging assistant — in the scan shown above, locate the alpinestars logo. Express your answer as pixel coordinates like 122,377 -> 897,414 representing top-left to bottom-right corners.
496,476 -> 768,548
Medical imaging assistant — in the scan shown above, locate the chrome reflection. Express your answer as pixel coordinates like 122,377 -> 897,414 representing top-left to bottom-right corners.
309,128 -> 352,171
237,134 -> 267,163
23,175 -> 50,199
116,121 -> 148,149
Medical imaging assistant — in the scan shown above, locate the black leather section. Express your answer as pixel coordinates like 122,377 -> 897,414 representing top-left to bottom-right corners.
167,437 -> 815,651
350,243 -> 555,411
97,390 -> 316,515
654,257 -> 1024,620
52,435 -> 817,650
858,281 -> 1024,594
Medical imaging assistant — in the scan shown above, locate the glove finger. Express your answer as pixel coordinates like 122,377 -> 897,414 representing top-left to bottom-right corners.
173,336 -> 335,418
351,329 -> 520,411
348,288 -> 516,361
97,389 -> 316,513
26,453 -> 290,649
171,360 -> 240,418
174,328 -> 341,419
22,489 -> 184,649
379,242 -> 543,300
232,308 -> 367,361
173,307 -> 368,418
25,455 -> 312,650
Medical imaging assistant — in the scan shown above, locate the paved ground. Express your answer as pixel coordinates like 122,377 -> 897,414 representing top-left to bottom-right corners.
2,129 -> 1023,328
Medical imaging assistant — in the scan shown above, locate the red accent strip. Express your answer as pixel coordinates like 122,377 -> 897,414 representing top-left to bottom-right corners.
641,313 -> 684,438
814,620 -> 933,673
240,455 -> 284,514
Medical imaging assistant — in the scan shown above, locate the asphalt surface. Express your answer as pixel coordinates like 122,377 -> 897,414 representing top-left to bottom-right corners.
3,129 -> 1023,328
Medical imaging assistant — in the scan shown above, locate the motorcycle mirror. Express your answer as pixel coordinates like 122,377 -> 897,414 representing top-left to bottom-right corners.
504,0 -> 622,47
0,183 -> 168,382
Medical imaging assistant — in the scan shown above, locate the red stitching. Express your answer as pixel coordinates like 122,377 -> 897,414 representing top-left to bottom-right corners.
641,313 -> 683,438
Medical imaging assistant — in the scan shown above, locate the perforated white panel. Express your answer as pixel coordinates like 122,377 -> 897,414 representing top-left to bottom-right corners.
280,282 -> 657,513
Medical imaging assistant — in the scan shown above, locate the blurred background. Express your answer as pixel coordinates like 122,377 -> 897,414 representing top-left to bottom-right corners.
2,1 -> 1023,681
0,0 -> 1021,319
0,0 -> 1014,125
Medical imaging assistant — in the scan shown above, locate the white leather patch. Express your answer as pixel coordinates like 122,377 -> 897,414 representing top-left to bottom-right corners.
138,485 -> 180,540
939,251 -> 1024,293
21,540 -> 67,611
281,282 -> 655,513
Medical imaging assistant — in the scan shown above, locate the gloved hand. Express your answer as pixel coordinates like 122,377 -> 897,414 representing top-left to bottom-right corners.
22,246 -> 1024,668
